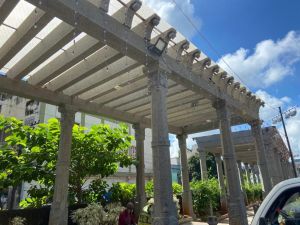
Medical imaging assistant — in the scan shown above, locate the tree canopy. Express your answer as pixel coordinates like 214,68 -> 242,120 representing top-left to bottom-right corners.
0,116 -> 134,207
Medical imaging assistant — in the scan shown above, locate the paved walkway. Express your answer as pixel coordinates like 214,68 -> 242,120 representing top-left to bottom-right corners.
184,208 -> 255,225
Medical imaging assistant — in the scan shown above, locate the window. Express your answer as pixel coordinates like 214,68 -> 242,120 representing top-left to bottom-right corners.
262,187 -> 300,225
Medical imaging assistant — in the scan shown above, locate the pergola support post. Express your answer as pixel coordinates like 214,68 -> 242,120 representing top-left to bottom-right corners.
215,153 -> 227,212
147,64 -> 178,225
199,147 -> 208,180
244,163 -> 252,184
133,123 -> 146,219
237,160 -> 248,205
274,154 -> 284,182
214,100 -> 248,225
49,105 -> 75,225
250,120 -> 272,195
177,134 -> 194,218
250,164 -> 257,184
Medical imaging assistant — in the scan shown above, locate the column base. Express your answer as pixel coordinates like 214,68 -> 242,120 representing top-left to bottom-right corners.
152,216 -> 179,225
228,200 -> 248,225
220,197 -> 228,213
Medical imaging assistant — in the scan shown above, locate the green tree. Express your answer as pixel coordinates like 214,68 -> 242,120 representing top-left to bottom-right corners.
0,116 -> 134,207
188,152 -> 218,181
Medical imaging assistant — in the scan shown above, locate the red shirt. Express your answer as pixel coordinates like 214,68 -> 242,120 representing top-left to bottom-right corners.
118,209 -> 136,225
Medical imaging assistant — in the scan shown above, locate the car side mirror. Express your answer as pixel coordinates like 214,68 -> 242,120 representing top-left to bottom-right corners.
259,217 -> 268,225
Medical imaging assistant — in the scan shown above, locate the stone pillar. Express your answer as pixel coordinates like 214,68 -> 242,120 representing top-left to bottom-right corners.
250,164 -> 257,184
237,161 -> 248,205
274,152 -> 284,183
280,160 -> 286,180
199,148 -> 208,180
244,163 -> 251,184
250,120 -> 272,195
273,149 -> 283,184
237,161 -> 245,187
133,123 -> 146,218
214,100 -> 248,225
215,153 -> 227,211
49,106 -> 75,225
254,165 -> 261,183
147,65 -> 178,225
177,134 -> 194,218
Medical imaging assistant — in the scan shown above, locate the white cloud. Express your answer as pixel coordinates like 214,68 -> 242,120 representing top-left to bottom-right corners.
218,31 -> 300,88
142,0 -> 201,38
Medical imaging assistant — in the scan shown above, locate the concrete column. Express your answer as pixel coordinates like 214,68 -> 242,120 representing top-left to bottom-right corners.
250,120 -> 272,195
147,65 -> 178,225
254,165 -> 261,183
215,153 -> 227,211
237,161 -> 245,187
280,160 -> 287,180
237,161 -> 248,205
214,100 -> 248,225
244,163 -> 251,184
250,164 -> 257,184
199,148 -> 208,180
133,123 -> 146,218
177,134 -> 194,218
274,152 -> 284,183
49,105 -> 75,225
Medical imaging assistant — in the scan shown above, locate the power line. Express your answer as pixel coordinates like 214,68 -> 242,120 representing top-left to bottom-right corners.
169,0 -> 280,113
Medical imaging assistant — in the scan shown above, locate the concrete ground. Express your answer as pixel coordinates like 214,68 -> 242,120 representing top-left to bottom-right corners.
184,208 -> 255,225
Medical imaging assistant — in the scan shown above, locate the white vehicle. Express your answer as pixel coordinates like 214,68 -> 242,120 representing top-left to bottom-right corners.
251,178 -> 300,225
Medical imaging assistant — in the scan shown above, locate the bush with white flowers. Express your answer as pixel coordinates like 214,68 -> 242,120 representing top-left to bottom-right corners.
71,203 -> 125,225
71,203 -> 106,225
10,217 -> 26,225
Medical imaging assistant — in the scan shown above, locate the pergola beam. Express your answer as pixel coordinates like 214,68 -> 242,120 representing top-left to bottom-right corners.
0,0 -> 19,24
25,0 -> 259,120
0,8 -> 52,69
7,22 -> 78,80
28,36 -> 104,86
0,76 -> 182,134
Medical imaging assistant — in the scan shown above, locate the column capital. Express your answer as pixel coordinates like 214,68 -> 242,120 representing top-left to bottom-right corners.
58,104 -> 76,116
212,98 -> 226,110
215,153 -> 222,158
133,123 -> 146,140
248,119 -> 263,128
198,147 -> 206,154
176,133 -> 188,141
132,122 -> 146,129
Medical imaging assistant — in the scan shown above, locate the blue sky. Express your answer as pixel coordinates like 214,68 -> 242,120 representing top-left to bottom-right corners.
144,0 -> 300,156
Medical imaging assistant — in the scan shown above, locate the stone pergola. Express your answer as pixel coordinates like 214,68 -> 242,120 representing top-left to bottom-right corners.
0,0 -> 265,224
194,126 -> 294,207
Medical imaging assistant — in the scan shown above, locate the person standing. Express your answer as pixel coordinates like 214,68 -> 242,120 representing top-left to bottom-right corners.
118,202 -> 136,225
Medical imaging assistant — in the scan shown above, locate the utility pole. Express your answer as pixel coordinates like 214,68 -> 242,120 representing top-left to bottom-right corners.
279,106 -> 297,177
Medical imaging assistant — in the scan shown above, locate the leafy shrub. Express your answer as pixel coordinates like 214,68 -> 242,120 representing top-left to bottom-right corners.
82,179 -> 109,205
243,183 -> 262,203
190,178 -> 220,216
109,182 -> 136,206
172,183 -> 183,196
145,180 -> 154,198
145,180 -> 182,198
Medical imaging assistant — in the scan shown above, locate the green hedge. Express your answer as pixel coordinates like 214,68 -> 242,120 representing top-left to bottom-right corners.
243,183 -> 262,203
190,178 -> 220,216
